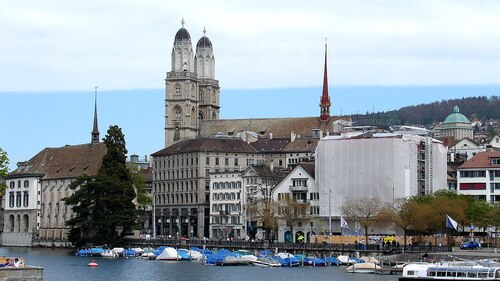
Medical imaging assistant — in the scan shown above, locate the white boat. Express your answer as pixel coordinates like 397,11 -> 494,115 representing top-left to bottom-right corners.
252,258 -> 281,268
346,262 -> 382,273
101,249 -> 118,258
400,262 -> 500,280
140,252 -> 157,260
156,247 -> 180,261
187,250 -> 203,261
337,255 -> 350,265
111,247 -> 125,256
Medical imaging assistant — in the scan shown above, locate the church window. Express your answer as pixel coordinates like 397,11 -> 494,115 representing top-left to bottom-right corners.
191,107 -> 196,125
212,111 -> 217,120
199,89 -> 204,102
174,106 -> 182,119
198,112 -> 204,121
174,84 -> 182,96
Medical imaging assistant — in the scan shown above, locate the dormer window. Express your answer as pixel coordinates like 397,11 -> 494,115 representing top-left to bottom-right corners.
492,158 -> 500,165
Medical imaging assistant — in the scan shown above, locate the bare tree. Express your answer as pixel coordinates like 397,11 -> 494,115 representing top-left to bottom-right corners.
342,197 -> 385,247
277,196 -> 310,242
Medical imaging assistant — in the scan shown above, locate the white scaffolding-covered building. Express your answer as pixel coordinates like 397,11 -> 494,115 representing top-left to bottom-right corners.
316,133 -> 447,231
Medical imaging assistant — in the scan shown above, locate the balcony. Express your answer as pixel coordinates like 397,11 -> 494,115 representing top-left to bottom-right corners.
289,185 -> 308,192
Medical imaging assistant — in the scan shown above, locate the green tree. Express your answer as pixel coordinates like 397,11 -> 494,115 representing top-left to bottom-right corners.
380,199 -> 417,248
127,164 -> 152,210
0,147 -> 9,196
64,125 -> 138,247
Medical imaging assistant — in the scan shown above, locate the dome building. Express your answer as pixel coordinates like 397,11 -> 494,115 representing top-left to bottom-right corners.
434,106 -> 473,141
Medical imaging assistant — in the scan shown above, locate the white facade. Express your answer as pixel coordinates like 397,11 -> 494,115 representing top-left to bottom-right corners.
449,138 -> 484,161
3,175 -> 42,246
272,164 -> 319,242
316,134 -> 448,220
457,152 -> 500,204
209,171 -> 244,239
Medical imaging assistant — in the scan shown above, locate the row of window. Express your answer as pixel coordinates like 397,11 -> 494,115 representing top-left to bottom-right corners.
212,192 -> 241,201
460,171 -> 486,178
8,191 -> 29,208
155,193 -> 199,205
211,203 -> 241,213
212,181 -> 242,190
212,215 -> 240,224
460,183 -> 486,190
7,214 -> 30,233
173,83 -> 216,103
154,181 -> 199,193
9,180 -> 30,189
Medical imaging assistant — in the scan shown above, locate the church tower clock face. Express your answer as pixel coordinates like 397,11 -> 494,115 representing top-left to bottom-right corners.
165,19 -> 220,147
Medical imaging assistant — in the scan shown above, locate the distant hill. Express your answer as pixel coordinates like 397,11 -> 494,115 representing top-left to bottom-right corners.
351,96 -> 500,128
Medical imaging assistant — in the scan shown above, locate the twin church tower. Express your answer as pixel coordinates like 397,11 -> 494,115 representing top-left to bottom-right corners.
165,19 -> 220,147
164,19 -> 332,147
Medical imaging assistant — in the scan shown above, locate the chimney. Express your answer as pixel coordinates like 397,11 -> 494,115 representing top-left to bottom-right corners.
269,133 -> 273,140
319,130 -> 323,138
291,132 -> 296,142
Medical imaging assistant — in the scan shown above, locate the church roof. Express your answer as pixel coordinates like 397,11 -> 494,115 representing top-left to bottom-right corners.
7,143 -> 106,180
196,36 -> 212,49
443,106 -> 470,124
151,137 -> 258,157
199,117 -> 346,139
174,27 -> 191,42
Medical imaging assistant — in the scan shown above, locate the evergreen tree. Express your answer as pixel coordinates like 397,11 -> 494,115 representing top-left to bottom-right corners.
0,147 -> 9,196
64,125 -> 138,247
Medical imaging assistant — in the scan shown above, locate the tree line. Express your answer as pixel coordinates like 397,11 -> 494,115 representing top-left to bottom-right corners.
351,96 -> 500,127
342,190 -> 500,248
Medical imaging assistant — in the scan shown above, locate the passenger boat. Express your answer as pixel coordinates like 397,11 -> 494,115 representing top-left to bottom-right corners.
400,262 -> 500,280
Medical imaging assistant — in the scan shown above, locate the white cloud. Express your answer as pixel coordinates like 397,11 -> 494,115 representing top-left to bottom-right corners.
1,0 -> 500,92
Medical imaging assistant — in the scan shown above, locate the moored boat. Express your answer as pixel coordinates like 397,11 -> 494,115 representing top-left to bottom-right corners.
346,262 -> 382,273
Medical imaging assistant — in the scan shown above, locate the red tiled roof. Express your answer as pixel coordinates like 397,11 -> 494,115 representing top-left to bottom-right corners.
459,151 -> 500,169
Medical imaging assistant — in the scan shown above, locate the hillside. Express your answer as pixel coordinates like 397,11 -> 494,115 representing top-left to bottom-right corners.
351,96 -> 500,128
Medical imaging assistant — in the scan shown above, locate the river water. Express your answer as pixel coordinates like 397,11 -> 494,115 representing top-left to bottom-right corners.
0,247 -> 400,281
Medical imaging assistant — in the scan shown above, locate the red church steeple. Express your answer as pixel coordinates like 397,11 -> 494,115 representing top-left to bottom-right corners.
319,38 -> 331,121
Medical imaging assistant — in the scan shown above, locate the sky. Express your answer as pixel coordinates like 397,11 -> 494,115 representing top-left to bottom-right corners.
2,0 -> 500,170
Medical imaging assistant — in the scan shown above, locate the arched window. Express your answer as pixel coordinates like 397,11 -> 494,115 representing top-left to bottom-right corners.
9,215 -> 14,232
191,107 -> 196,125
16,215 -> 21,232
174,106 -> 182,120
23,214 -> 29,232
174,83 -> 182,96
212,111 -> 217,120
198,112 -> 204,122
191,84 -> 195,97
198,89 -> 204,102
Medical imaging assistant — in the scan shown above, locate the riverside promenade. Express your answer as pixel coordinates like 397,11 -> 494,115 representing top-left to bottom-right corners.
122,237 -> 453,256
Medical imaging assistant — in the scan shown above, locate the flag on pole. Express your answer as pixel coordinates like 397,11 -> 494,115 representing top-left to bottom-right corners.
340,216 -> 349,228
446,214 -> 458,231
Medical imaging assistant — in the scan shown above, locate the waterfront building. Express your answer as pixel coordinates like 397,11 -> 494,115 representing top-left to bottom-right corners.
209,170 -> 244,239
151,137 -> 263,238
272,162 -> 319,243
316,134 -> 448,229
433,106 -> 474,141
457,151 -> 500,203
